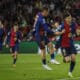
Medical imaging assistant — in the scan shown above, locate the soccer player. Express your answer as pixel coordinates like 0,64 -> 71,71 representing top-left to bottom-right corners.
60,12 -> 77,77
46,21 -> 63,65
9,24 -> 21,67
34,7 -> 64,70
51,21 -> 62,54
0,20 -> 4,51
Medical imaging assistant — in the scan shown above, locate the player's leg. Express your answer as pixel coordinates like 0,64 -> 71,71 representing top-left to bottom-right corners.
11,46 -> 18,67
40,42 -> 46,65
40,41 -> 52,70
68,54 -> 76,77
54,40 -> 62,59
35,35 -> 52,70
61,47 -> 74,77
61,48 -> 71,63
14,45 -> 19,66
13,51 -> 18,67
68,47 -> 77,77
47,42 -> 60,64
55,40 -> 60,56
11,46 -> 15,66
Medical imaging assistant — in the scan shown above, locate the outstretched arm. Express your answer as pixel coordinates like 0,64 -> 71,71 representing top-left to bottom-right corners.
54,29 -> 65,36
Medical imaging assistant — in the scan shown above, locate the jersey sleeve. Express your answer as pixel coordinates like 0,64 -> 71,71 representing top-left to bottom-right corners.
60,23 -> 64,30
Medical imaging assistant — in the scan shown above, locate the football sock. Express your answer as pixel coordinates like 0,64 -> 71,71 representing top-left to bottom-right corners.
42,59 -> 46,65
13,58 -> 17,64
70,61 -> 75,72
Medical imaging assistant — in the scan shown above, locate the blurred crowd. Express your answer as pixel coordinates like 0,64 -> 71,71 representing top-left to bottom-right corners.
0,0 -> 80,41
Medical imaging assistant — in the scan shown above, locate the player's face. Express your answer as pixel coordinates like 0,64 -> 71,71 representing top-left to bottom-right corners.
14,25 -> 18,32
43,10 -> 49,17
65,15 -> 72,24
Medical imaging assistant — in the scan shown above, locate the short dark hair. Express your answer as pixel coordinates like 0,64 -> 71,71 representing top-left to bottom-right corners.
63,12 -> 71,19
12,22 -> 18,28
41,7 -> 49,12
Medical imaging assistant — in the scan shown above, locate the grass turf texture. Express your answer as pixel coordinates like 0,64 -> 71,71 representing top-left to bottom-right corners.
0,54 -> 80,80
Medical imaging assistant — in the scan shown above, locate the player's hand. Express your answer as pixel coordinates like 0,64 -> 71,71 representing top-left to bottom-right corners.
61,29 -> 65,34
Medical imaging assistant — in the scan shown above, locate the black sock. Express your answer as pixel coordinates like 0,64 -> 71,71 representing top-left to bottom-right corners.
51,53 -> 54,60
13,58 -> 17,64
42,59 -> 46,65
70,61 -> 75,73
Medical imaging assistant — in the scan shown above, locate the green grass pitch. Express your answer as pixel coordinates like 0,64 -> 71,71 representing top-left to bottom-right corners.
0,54 -> 80,80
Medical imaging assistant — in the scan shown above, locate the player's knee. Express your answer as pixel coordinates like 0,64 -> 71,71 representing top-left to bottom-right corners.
14,54 -> 17,58
64,59 -> 70,63
63,57 -> 70,63
71,57 -> 76,62
48,44 -> 53,50
66,60 -> 70,63
40,49 -> 46,58
71,54 -> 76,62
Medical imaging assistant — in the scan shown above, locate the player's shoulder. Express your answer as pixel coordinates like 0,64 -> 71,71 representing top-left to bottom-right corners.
71,22 -> 76,27
37,13 -> 42,19
37,13 -> 44,19
35,13 -> 43,22
36,12 -> 46,24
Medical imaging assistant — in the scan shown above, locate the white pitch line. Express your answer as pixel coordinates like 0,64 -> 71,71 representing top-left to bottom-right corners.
57,77 -> 80,80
